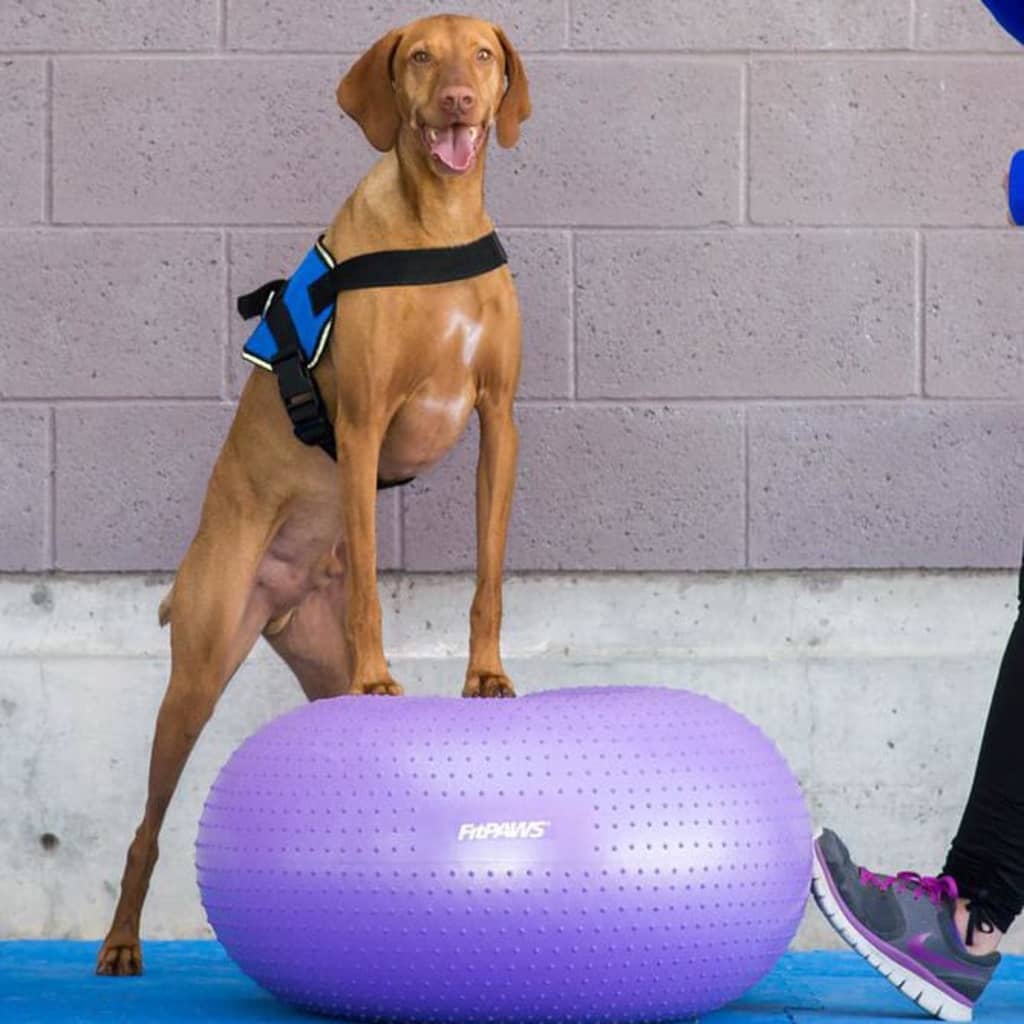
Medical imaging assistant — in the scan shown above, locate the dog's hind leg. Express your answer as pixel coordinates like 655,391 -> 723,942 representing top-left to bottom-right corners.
96,512 -> 274,976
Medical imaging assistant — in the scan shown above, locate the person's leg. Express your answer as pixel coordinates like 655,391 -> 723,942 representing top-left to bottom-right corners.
812,828 -> 1000,1021
942,545 -> 1024,953
809,545 -> 1024,1020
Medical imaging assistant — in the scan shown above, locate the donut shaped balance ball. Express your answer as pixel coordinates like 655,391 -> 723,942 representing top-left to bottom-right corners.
197,686 -> 811,1022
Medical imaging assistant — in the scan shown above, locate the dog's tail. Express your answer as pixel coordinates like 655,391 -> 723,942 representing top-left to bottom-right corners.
158,584 -> 174,628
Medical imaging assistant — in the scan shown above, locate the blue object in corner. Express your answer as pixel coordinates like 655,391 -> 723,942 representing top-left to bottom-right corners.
1010,150 -> 1024,226
979,0 -> 1024,44
241,237 -> 336,371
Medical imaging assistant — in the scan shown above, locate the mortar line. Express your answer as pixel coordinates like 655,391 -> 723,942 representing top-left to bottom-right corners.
0,565 -> 1014,584
909,0 -> 919,49
7,397 -> 237,406
218,0 -> 228,50
30,222 -> 1013,233
565,0 -> 573,49
739,60 -> 750,224
3,394 -> 1021,408
569,230 -> 578,399
43,58 -> 53,223
534,224 -> 1003,233
220,229 -> 231,400
9,49 -> 1021,60
916,230 -> 926,396
512,395 -> 1022,407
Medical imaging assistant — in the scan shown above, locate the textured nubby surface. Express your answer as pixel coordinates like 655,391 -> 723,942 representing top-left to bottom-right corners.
196,686 -> 811,1022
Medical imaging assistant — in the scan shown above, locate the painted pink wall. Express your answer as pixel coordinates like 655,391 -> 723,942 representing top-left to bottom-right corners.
1,1 -> 1022,572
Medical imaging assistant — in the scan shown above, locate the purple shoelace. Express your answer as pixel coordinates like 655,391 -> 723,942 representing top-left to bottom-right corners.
859,868 -> 960,905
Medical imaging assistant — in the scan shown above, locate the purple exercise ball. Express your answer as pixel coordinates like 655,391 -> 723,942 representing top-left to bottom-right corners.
196,686 -> 811,1022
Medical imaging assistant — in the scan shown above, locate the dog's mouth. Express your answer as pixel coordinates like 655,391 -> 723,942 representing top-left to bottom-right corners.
419,121 -> 485,175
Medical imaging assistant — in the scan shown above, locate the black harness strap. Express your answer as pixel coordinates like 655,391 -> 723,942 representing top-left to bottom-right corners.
237,278 -> 286,321
308,231 -> 507,316
265,290 -> 339,460
263,301 -> 412,488
237,231 -> 508,488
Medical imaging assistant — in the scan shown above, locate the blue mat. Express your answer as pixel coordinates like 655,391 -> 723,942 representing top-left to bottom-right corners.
1,943 -> 1022,1023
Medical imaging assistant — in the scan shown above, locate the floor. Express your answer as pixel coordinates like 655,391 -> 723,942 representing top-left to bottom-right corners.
2,943 -> 1023,1023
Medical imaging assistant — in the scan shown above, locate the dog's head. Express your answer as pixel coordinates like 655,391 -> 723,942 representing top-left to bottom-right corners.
337,14 -> 530,175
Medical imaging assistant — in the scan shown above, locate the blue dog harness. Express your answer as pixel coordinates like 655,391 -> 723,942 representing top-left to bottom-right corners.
241,236 -> 339,374
238,231 -> 508,486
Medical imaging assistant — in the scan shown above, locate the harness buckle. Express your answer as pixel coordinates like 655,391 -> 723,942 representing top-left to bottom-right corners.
270,351 -> 337,456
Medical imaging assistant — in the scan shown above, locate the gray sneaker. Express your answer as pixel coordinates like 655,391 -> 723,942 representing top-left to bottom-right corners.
811,828 -> 1000,1022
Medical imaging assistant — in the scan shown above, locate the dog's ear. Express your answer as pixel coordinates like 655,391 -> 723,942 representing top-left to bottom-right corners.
337,29 -> 404,152
493,26 -> 531,149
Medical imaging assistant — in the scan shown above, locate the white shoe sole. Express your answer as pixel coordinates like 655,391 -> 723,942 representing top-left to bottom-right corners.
811,833 -> 973,1022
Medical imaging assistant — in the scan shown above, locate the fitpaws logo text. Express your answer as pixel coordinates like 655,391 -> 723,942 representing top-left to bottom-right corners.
456,820 -> 552,842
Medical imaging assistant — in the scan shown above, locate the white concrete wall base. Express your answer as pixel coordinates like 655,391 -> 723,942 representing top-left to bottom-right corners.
1,571 -> 1019,952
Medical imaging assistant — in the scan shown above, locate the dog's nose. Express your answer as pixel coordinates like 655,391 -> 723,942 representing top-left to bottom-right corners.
439,86 -> 475,116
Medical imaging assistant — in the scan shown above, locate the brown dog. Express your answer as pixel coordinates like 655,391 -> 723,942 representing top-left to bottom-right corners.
96,14 -> 530,976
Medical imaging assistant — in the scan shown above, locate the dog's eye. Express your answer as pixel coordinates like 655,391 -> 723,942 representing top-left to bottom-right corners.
476,47 -> 493,62
411,50 -> 432,65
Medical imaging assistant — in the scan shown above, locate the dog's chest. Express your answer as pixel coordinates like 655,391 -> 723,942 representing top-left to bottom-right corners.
389,296 -> 492,389
414,304 -> 491,409
437,307 -> 486,367
377,307 -> 487,474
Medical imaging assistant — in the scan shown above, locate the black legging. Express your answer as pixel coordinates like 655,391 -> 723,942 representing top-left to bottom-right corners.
942,545 -> 1024,934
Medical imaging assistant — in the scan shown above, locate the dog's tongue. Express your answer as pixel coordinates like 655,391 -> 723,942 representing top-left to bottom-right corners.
430,124 -> 475,171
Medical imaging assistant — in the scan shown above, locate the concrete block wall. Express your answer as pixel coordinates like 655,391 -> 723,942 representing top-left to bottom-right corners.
3,0 -> 1024,954
2,0 -> 1022,574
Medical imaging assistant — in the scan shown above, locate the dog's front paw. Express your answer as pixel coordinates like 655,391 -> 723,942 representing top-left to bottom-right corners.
463,671 -> 516,699
350,677 -> 405,696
